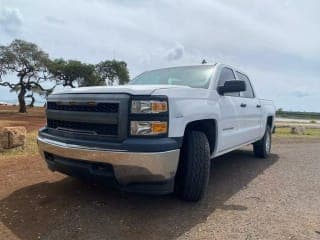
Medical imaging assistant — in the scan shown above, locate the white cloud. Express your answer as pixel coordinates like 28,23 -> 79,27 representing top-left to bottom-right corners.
166,43 -> 184,61
0,0 -> 319,111
0,7 -> 23,35
45,16 -> 65,25
290,90 -> 311,98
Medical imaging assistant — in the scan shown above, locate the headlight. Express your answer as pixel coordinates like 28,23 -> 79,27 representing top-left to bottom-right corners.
130,121 -> 168,136
131,100 -> 168,114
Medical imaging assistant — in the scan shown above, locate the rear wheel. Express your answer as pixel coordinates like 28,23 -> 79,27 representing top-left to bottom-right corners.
253,126 -> 272,158
175,131 -> 211,202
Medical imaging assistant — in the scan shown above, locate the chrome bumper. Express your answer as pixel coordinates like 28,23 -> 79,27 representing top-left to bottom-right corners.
37,137 -> 180,184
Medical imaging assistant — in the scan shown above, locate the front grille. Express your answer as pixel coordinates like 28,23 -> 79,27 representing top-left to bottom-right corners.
47,102 -> 119,113
47,119 -> 118,136
46,94 -> 129,141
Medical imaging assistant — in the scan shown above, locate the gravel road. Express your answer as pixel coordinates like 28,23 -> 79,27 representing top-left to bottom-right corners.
1,137 -> 320,240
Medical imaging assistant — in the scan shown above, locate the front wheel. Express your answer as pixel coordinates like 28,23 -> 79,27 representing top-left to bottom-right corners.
175,131 -> 211,202
253,126 -> 272,158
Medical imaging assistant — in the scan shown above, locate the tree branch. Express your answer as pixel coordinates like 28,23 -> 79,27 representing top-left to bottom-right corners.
28,81 -> 46,91
0,81 -> 20,89
29,81 -> 54,92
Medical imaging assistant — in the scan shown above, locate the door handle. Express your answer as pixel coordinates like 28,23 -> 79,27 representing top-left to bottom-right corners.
256,104 -> 261,108
240,103 -> 247,108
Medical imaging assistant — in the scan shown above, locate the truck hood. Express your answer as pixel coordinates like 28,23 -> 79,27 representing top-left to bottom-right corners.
52,84 -> 190,95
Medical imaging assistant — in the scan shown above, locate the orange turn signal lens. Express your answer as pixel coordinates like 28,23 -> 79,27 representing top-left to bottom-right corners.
151,121 -> 168,134
151,102 -> 168,113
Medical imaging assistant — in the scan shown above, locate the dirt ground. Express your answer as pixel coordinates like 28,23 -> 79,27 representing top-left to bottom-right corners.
0,106 -> 45,131
1,107 -> 320,240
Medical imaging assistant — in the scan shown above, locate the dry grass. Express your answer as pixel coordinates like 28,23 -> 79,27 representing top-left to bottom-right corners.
0,106 -> 45,159
0,120 -> 28,128
275,127 -> 320,138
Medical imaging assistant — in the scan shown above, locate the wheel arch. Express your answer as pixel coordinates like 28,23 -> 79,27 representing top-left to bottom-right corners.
267,115 -> 274,133
183,119 -> 217,155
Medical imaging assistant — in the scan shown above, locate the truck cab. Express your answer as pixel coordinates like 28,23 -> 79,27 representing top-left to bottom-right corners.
38,63 -> 275,201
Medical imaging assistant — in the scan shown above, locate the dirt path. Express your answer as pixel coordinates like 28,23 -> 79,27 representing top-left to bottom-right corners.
0,137 -> 320,240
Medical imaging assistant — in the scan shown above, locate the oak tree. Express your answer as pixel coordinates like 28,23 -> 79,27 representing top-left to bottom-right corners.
95,60 -> 129,86
0,39 -> 53,112
49,59 -> 104,88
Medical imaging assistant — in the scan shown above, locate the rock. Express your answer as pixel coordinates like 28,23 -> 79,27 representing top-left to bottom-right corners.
6,127 -> 27,148
290,126 -> 305,135
0,131 -> 9,149
0,126 -> 26,149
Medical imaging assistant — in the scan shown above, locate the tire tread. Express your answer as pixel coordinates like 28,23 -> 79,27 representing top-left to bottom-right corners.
176,131 -> 210,201
253,126 -> 271,158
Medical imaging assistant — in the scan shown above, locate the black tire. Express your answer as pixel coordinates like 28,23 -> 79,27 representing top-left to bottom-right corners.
175,130 -> 211,202
253,126 -> 272,158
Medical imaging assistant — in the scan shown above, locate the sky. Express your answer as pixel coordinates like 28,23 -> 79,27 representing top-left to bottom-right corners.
0,0 -> 319,111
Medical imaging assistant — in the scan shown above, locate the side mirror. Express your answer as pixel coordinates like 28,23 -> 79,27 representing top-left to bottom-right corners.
217,80 -> 246,95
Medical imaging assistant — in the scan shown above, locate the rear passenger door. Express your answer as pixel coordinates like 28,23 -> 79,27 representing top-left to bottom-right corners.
235,71 -> 262,143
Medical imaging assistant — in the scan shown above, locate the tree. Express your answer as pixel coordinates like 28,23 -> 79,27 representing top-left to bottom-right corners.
77,64 -> 103,87
25,92 -> 35,107
12,79 -> 54,107
0,39 -> 54,112
49,59 -> 104,87
276,108 -> 283,113
95,60 -> 129,86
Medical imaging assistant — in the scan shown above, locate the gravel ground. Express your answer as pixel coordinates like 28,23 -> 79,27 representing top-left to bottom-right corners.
0,137 -> 320,240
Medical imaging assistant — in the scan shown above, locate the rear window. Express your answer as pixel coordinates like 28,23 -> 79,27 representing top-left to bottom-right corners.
236,71 -> 255,98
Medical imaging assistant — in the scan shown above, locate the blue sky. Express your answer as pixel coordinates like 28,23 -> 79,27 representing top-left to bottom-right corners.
0,0 -> 319,111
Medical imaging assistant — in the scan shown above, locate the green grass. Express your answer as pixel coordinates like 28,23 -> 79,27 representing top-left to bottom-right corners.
275,127 -> 320,138
0,131 -> 39,159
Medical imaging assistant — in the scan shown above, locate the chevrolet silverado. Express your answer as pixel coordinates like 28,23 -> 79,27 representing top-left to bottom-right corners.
38,63 -> 275,201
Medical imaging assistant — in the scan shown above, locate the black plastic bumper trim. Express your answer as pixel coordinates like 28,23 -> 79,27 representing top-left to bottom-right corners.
39,127 -> 182,153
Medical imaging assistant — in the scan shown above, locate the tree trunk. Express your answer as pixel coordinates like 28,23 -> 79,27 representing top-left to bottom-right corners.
29,95 -> 35,107
18,86 -> 27,113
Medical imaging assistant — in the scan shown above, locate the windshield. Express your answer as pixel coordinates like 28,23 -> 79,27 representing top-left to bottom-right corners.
129,66 -> 214,89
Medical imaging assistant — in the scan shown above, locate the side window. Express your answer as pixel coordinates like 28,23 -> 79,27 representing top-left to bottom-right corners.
236,71 -> 254,98
218,67 -> 239,97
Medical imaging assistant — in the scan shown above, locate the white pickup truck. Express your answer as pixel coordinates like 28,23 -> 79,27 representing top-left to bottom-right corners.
38,63 -> 275,201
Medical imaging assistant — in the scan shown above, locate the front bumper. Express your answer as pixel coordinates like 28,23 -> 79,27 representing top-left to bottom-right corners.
37,136 -> 180,191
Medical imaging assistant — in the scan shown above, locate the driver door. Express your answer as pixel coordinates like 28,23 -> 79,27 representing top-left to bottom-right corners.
216,67 -> 243,153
